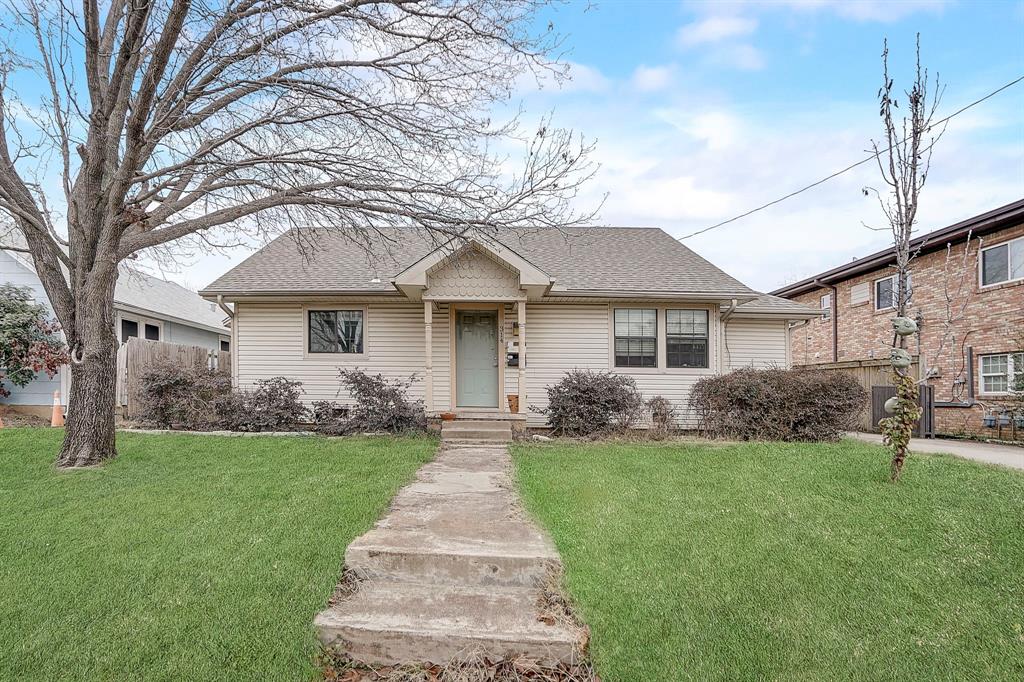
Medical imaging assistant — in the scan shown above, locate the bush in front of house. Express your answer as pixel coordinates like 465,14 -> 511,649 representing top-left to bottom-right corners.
224,376 -> 307,432
536,369 -> 644,436
137,365 -> 306,432
137,360 -> 234,430
689,367 -> 867,442
313,369 -> 425,435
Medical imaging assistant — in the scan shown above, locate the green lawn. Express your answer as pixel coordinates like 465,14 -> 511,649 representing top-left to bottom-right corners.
0,428 -> 434,681
513,439 -> 1024,681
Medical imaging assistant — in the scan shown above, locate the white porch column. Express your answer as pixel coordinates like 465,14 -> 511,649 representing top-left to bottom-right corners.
518,300 -> 526,414
423,301 -> 433,412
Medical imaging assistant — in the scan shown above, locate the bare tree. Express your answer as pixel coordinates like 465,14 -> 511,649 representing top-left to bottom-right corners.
865,34 -> 944,481
0,1 -> 597,467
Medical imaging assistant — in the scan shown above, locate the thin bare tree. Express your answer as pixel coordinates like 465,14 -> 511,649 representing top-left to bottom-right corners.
0,1 -> 598,467
865,34 -> 945,481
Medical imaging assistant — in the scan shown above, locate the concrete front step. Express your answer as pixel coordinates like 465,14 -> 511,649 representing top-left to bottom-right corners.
315,581 -> 581,666
347,536 -> 558,587
442,419 -> 516,431
441,422 -> 512,443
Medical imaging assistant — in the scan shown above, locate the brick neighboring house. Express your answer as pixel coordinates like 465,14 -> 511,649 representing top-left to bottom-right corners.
771,199 -> 1024,437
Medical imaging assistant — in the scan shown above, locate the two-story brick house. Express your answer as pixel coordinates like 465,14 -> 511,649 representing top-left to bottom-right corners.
772,199 -> 1024,437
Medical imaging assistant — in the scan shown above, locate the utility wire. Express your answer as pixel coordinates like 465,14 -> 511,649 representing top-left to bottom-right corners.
677,74 -> 1024,241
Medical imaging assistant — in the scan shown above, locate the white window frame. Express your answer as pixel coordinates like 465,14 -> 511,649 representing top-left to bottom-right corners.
117,312 -> 163,343
874,272 -> 912,312
979,352 -> 1024,396
665,309 -> 710,369
979,235 -> 1024,288
819,293 -> 831,320
302,304 -> 368,360
612,307 -> 658,369
608,304 -> 717,375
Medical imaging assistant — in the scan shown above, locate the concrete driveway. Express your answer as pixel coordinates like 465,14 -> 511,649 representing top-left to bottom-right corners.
848,432 -> 1024,471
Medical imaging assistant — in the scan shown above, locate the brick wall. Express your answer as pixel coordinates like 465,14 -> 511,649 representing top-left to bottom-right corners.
786,221 -> 1024,436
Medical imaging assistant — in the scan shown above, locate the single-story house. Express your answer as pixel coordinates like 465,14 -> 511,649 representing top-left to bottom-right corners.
1,246 -> 231,417
200,227 -> 819,428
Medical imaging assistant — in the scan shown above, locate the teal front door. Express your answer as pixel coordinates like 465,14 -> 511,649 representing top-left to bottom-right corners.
456,310 -> 499,408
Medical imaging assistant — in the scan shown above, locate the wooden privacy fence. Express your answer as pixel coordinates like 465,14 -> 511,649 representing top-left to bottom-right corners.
794,358 -> 927,433
116,338 -> 231,420
871,384 -> 935,438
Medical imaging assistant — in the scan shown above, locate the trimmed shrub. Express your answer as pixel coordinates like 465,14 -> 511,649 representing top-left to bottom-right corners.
137,366 -> 306,432
224,377 -> 307,432
689,367 -> 867,442
535,369 -> 644,436
314,369 -> 425,435
137,360 -> 233,430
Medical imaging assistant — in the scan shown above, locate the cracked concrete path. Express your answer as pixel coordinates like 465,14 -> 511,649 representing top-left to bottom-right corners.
315,442 -> 585,666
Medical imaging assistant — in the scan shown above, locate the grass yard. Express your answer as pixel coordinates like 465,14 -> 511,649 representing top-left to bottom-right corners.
0,428 -> 435,681
513,439 -> 1024,681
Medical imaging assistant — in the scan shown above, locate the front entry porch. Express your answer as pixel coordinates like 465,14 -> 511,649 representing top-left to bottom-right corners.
422,298 -> 528,425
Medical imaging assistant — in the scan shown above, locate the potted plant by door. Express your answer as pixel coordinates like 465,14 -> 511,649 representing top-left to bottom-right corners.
440,412 -> 457,422
507,394 -> 519,413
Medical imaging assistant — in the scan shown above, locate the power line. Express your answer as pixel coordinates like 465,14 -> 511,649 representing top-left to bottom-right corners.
677,74 -> 1024,241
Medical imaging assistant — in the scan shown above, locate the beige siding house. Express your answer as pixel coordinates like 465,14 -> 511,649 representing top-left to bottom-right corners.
201,227 -> 817,428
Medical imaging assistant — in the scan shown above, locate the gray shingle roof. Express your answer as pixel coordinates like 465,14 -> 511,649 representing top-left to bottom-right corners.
116,272 -> 229,332
201,226 -> 759,298
734,294 -> 819,316
2,235 -> 228,333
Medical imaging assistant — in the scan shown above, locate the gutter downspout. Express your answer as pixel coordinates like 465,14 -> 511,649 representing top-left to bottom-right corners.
814,279 -> 838,362
720,299 -> 737,369
216,295 -> 234,320
787,319 -> 810,366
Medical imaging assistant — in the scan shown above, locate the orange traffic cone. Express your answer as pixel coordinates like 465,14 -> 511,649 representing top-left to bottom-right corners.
51,390 -> 64,427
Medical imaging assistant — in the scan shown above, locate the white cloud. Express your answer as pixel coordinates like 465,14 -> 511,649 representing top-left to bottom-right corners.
630,64 -> 675,92
709,43 -> 766,71
655,109 -> 744,150
675,16 -> 758,48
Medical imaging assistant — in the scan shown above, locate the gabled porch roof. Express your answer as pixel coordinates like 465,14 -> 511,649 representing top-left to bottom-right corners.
391,235 -> 553,301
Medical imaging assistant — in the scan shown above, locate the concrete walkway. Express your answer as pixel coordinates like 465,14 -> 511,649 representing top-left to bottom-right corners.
848,432 -> 1024,471
315,440 -> 584,666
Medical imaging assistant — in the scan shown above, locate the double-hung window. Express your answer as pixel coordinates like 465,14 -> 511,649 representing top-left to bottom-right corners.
614,308 -> 657,367
820,293 -> 832,320
980,353 -> 1024,394
666,310 -> 709,368
875,273 -> 912,311
308,310 -> 364,354
980,236 -> 1024,286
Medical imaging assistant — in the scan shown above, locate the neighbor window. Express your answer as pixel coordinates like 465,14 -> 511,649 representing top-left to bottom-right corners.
308,310 -> 364,353
144,323 -> 160,341
980,353 -> 1024,394
874,273 -> 912,311
980,236 -> 1024,286
666,309 -> 708,368
820,293 -> 832,320
614,308 -> 657,367
120,319 -> 138,342
220,339 -> 230,352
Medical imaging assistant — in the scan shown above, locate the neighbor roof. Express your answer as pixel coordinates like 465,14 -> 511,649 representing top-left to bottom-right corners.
116,272 -> 229,333
734,294 -> 819,317
201,226 -> 760,299
771,198 -> 1024,298
1,236 -> 227,334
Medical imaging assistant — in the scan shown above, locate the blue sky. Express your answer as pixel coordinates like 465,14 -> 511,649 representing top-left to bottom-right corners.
496,0 -> 1024,292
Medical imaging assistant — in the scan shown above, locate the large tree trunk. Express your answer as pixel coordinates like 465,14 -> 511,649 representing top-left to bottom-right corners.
56,279 -> 119,468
